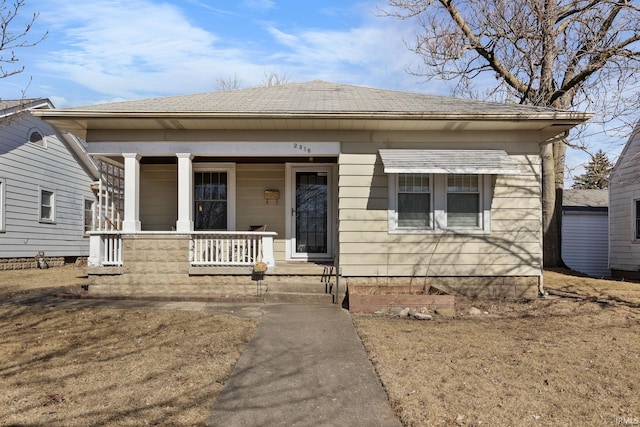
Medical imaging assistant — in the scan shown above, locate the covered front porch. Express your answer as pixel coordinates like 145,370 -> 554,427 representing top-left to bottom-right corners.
86,231 -> 340,303
84,142 -> 341,300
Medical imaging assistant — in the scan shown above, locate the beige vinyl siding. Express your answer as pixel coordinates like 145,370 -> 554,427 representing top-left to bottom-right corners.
138,163 -> 289,261
609,126 -> 640,270
338,142 -> 541,278
236,164 -> 286,261
140,164 -> 177,231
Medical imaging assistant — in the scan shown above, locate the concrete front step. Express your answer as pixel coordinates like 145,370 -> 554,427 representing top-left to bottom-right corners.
264,291 -> 335,304
266,281 -> 332,294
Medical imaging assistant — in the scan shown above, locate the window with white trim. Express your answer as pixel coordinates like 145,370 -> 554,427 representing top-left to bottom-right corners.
84,198 -> 95,234
39,188 -> 55,223
28,128 -> 46,147
389,173 -> 490,233
0,178 -> 5,232
447,174 -> 480,227
397,174 -> 432,228
635,200 -> 640,240
193,164 -> 236,231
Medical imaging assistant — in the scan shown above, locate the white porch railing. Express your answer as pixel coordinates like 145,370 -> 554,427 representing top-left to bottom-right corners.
88,232 -> 123,267
191,231 -> 277,267
87,231 -> 276,268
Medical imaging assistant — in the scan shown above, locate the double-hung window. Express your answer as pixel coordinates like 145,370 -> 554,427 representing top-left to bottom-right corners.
39,188 -> 55,223
635,200 -> 640,240
390,173 -> 489,233
84,198 -> 95,234
447,174 -> 480,228
397,174 -> 431,228
382,149 -> 520,234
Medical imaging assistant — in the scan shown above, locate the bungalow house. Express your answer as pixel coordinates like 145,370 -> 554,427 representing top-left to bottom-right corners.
609,121 -> 640,280
0,99 -> 99,268
35,81 -> 590,301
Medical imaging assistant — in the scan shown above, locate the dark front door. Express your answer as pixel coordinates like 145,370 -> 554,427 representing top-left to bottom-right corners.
291,167 -> 332,259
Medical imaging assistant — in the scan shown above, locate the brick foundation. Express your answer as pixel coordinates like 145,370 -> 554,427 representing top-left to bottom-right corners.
345,276 -> 540,300
0,257 -> 66,270
87,234 -> 265,298
85,235 -> 540,300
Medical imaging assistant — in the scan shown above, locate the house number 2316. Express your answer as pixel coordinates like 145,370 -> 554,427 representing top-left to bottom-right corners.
293,143 -> 311,154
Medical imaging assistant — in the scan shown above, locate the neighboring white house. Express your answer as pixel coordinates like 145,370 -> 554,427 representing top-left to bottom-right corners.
561,189 -> 609,277
35,81 -> 591,301
609,121 -> 640,280
0,99 -> 99,263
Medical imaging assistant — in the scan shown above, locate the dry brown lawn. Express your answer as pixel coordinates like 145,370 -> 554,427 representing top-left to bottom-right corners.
0,266 -> 257,426
354,270 -> 640,426
2,266 -> 640,426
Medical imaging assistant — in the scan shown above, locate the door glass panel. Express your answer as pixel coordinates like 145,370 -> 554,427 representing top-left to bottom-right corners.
296,172 -> 327,254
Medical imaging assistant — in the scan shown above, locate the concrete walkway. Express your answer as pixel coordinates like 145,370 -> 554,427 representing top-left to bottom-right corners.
206,304 -> 401,427
4,289 -> 401,426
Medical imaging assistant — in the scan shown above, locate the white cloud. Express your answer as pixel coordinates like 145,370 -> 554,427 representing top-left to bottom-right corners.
35,0 -> 239,99
24,0 -> 436,103
262,17 -> 438,94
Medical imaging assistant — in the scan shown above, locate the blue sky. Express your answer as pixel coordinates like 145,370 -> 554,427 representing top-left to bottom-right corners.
2,0 -> 627,182
5,0 -> 430,106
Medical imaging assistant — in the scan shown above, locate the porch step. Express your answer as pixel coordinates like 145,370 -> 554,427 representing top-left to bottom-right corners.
270,262 -> 337,276
267,281 -> 331,294
264,291 -> 334,305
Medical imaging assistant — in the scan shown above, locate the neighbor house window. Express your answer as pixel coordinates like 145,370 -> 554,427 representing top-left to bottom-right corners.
28,128 -> 46,147
39,188 -> 55,223
0,178 -> 5,232
635,200 -> 640,240
389,173 -> 489,233
193,165 -> 236,231
84,198 -> 95,234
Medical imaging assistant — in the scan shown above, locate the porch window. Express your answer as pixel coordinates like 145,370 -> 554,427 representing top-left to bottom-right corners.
39,188 -> 55,223
194,171 -> 228,230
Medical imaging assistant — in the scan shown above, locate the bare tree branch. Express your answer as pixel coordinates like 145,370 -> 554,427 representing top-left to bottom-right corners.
383,0 -> 640,266
0,0 -> 47,80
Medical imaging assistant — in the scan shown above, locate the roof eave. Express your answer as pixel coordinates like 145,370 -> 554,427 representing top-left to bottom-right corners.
33,110 -> 593,137
33,110 -> 592,121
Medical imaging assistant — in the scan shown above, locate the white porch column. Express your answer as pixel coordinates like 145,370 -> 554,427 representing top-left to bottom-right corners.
122,153 -> 141,232
176,153 -> 194,232
262,235 -> 276,268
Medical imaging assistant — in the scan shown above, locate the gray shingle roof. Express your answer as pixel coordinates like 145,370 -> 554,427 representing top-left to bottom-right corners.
0,98 -> 49,112
67,80 -> 571,116
563,189 -> 609,209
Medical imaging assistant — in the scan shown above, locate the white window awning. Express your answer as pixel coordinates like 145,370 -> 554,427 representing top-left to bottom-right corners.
379,149 -> 521,174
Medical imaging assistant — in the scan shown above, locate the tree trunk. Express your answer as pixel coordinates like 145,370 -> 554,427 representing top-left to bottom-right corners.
541,139 -> 567,268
